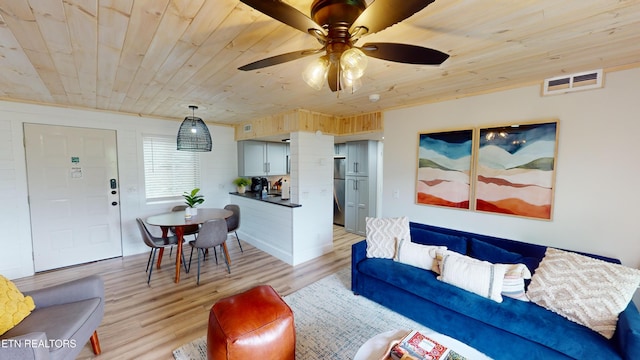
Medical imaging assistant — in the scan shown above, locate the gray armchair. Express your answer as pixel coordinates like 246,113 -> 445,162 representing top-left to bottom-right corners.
0,275 -> 105,360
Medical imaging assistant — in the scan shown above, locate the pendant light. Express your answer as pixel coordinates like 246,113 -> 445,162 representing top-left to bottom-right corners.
177,105 -> 212,152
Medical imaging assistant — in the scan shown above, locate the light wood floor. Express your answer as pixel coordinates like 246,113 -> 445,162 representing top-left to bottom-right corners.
12,226 -> 364,360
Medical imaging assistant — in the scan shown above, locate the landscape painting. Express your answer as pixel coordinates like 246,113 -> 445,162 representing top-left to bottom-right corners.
416,129 -> 473,209
475,121 -> 558,220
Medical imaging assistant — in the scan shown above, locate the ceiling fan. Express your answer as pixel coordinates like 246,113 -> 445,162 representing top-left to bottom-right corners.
238,0 -> 449,92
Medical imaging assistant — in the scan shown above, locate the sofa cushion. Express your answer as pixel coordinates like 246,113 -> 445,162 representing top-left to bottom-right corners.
469,239 -> 524,263
616,302 -> 640,359
356,258 -> 622,359
527,247 -> 640,339
437,251 -> 507,303
0,275 -> 35,336
468,239 -> 541,278
365,216 -> 410,259
394,239 -> 445,272
409,227 -> 467,254
3,298 -> 100,349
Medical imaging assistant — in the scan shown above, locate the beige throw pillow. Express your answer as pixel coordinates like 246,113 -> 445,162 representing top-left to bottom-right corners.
365,216 -> 410,259
394,239 -> 446,271
527,248 -> 640,339
433,249 -> 461,274
437,252 -> 507,303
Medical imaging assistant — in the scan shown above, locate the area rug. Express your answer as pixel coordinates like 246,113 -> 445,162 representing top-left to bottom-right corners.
173,267 -> 487,359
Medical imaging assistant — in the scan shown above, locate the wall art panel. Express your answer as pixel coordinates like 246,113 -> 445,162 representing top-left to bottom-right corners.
416,129 -> 473,209
475,121 -> 558,220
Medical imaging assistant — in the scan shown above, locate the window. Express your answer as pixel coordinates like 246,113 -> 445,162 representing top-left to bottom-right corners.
143,134 -> 200,201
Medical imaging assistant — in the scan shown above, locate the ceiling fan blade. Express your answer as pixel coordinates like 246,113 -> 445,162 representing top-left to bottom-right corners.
350,0 -> 436,36
238,48 -> 324,71
240,0 -> 324,35
360,42 -> 449,65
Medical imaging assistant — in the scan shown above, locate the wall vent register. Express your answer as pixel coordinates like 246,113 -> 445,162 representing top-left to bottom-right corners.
542,69 -> 603,96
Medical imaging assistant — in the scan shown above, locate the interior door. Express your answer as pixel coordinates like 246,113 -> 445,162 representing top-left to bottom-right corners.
24,124 -> 122,272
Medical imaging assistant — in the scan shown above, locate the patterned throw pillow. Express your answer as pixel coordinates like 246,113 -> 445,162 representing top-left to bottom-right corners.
437,252 -> 507,303
365,216 -> 410,259
394,239 -> 446,271
502,264 -> 531,302
527,248 -> 640,339
1,275 -> 36,336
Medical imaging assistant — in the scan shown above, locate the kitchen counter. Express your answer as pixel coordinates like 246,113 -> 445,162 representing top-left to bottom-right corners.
229,192 -> 301,208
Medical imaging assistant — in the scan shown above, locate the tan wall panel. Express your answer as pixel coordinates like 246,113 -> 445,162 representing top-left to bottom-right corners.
234,109 -> 383,140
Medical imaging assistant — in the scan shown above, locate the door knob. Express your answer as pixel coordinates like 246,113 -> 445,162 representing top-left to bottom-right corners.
111,202 -> 118,206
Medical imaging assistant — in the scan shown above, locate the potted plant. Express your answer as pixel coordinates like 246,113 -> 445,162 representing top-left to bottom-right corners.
183,188 -> 204,218
232,177 -> 250,194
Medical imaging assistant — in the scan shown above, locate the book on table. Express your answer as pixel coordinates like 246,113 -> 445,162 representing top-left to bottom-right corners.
389,330 -> 467,360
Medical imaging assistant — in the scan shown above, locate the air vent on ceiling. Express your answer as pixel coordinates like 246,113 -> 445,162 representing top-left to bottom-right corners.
542,69 -> 603,96
243,124 -> 252,133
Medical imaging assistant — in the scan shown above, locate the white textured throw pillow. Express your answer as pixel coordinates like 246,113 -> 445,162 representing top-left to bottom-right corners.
365,216 -> 410,259
394,239 -> 446,271
438,252 -> 507,303
527,248 -> 640,339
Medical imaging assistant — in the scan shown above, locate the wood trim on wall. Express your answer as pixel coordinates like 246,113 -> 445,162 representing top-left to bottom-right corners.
234,109 -> 383,140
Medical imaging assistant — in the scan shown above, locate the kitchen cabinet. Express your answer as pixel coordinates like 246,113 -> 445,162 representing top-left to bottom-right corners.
238,141 -> 288,176
239,141 -> 266,177
345,177 -> 370,235
344,140 -> 378,236
267,142 -> 287,175
346,140 -> 376,176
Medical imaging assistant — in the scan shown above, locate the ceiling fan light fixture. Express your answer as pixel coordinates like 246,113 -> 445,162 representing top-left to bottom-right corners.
177,105 -> 212,152
238,0 -> 447,94
340,72 -> 363,94
302,56 -> 330,90
340,47 -> 368,80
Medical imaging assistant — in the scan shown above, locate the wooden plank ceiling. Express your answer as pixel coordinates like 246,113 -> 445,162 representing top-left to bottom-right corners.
0,0 -> 639,125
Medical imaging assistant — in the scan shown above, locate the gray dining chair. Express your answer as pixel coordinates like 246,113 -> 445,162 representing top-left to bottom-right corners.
224,204 -> 243,252
187,218 -> 231,285
136,218 -> 186,285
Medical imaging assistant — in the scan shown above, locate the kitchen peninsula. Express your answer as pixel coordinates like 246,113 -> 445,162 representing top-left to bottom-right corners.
231,131 -> 336,266
230,191 -> 321,266
230,191 -> 301,208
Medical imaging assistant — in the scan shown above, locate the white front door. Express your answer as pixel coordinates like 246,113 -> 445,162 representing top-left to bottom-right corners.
24,124 -> 122,272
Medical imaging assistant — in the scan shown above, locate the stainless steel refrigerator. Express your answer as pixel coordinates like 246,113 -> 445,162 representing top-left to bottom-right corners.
333,156 -> 346,226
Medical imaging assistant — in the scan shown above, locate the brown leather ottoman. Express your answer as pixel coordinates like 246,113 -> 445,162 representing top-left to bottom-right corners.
207,285 -> 295,360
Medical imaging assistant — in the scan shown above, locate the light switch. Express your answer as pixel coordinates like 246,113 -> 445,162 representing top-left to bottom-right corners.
393,189 -> 400,199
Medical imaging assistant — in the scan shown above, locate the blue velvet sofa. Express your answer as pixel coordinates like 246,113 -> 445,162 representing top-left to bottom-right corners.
351,222 -> 640,359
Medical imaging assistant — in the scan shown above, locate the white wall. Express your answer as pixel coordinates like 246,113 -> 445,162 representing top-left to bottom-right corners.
0,101 -> 237,279
290,131 -> 334,265
382,67 -> 640,270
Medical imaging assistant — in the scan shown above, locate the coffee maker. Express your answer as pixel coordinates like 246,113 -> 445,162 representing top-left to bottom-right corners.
250,177 -> 268,192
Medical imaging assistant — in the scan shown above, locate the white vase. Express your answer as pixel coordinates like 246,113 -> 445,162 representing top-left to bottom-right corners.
237,185 -> 246,194
185,207 -> 197,218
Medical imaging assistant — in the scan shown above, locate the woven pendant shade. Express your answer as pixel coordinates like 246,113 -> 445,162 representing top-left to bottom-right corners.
177,105 -> 212,152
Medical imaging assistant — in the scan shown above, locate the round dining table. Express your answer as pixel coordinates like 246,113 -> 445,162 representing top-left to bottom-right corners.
146,208 -> 233,283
